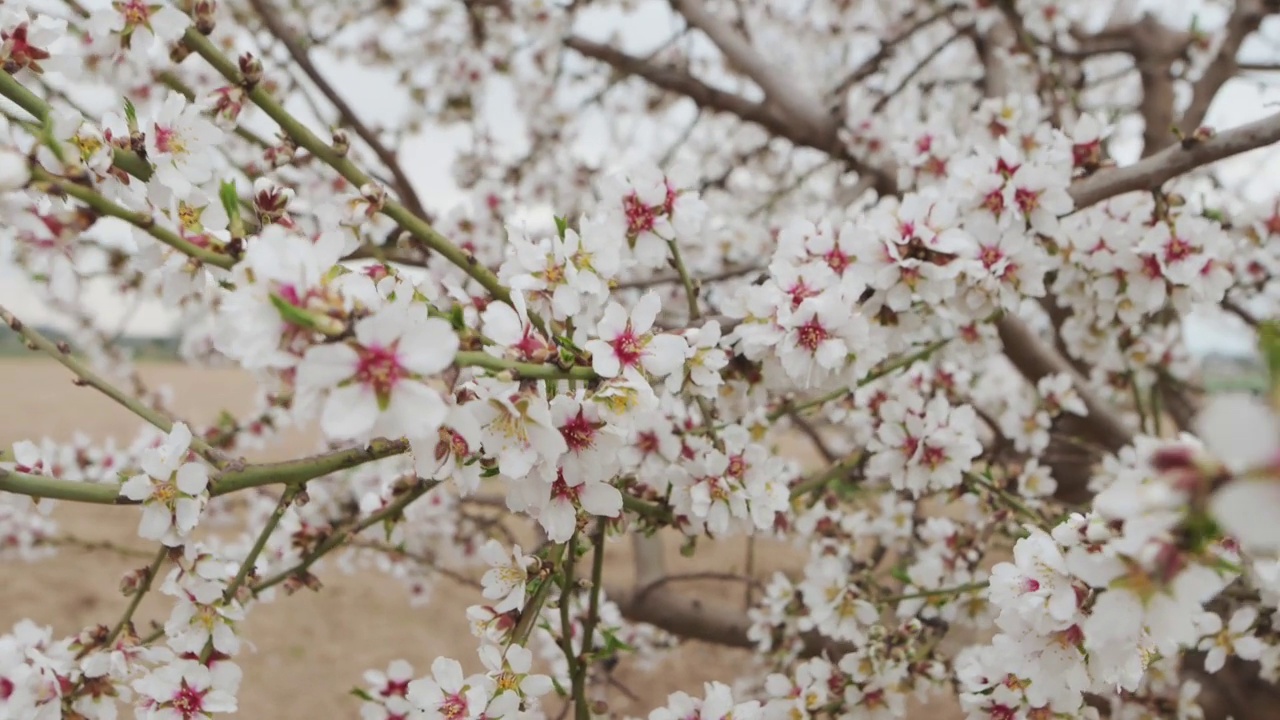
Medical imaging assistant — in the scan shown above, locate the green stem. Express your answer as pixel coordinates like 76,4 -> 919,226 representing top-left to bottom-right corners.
0,438 -> 410,505
251,478 -> 439,595
665,238 -> 701,321
455,351 -> 596,381
157,70 -> 273,148
223,485 -> 301,603
573,522 -> 607,720
768,337 -> 953,422
0,304 -> 225,465
510,543 -> 567,646
0,68 -> 49,121
789,451 -> 862,499
48,534 -> 154,560
0,68 -> 151,180
965,471 -> 1043,525
878,581 -> 989,603
657,239 -> 726,447
31,166 -> 234,269
620,492 -> 674,523
558,533 -> 587,719
179,30 -> 543,331
103,548 -> 167,648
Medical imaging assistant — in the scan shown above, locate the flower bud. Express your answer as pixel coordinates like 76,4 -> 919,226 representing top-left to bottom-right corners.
239,53 -> 264,89
193,0 -> 218,34
332,129 -> 350,157
119,565 -> 151,596
169,40 -> 192,64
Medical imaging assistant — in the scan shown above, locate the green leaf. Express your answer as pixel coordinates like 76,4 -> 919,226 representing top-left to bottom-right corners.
1183,510 -> 1222,555
218,180 -> 239,218
553,215 -> 569,239
268,293 -> 344,336
123,97 -> 139,133
890,565 -> 911,585
350,688 -> 375,702
679,535 -> 697,558
219,179 -> 245,238
600,627 -> 636,655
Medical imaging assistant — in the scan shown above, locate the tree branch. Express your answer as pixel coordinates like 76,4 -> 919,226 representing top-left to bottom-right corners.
1068,110 -> 1280,210
563,36 -> 798,147
667,0 -> 829,139
1177,0 -> 1273,144
245,0 -> 432,222
0,438 -> 410,504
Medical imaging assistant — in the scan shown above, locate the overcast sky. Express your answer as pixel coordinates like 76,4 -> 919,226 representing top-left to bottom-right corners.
0,0 -> 1275,357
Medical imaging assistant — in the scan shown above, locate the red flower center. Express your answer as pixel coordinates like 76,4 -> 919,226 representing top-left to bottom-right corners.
609,327 -> 645,368
512,327 -> 547,359
551,470 -> 582,503
1139,255 -> 1164,280
919,444 -> 947,468
902,435 -> 920,458
355,344 -> 405,398
786,280 -> 819,309
1163,235 -> 1194,264
978,245 -> 1004,270
726,454 -> 746,479
824,247 -> 851,274
622,193 -> 659,238
119,0 -> 151,27
560,409 -> 599,454
171,682 -> 206,718
381,678 -> 410,698
994,158 -> 1020,178
153,124 -> 179,154
982,189 -> 1005,217
441,692 -> 469,720
636,431 -> 660,455
1014,187 -> 1041,214
1072,140 -> 1100,167
990,703 -> 1018,720
795,320 -> 828,352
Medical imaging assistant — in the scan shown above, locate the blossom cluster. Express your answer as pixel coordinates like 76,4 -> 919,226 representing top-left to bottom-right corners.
4,0 -> 1280,719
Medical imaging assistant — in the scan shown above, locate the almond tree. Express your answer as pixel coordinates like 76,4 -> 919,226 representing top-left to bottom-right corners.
6,1 -> 1280,719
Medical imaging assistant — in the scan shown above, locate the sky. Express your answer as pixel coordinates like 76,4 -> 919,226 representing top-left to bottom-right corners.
0,0 -> 1275,358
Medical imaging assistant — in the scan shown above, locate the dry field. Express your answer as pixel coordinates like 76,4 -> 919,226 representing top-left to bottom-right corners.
0,357 -> 960,718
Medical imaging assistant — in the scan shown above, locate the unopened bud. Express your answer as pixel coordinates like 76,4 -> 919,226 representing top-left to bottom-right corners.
119,565 -> 151,596
282,576 -> 305,595
331,129 -> 350,157
169,40 -> 192,64
238,53 -> 263,89
193,0 -> 218,34
129,131 -> 147,157
267,139 -> 296,168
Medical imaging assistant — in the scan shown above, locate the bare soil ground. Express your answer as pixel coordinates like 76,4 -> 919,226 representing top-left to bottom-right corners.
0,358 -> 960,718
